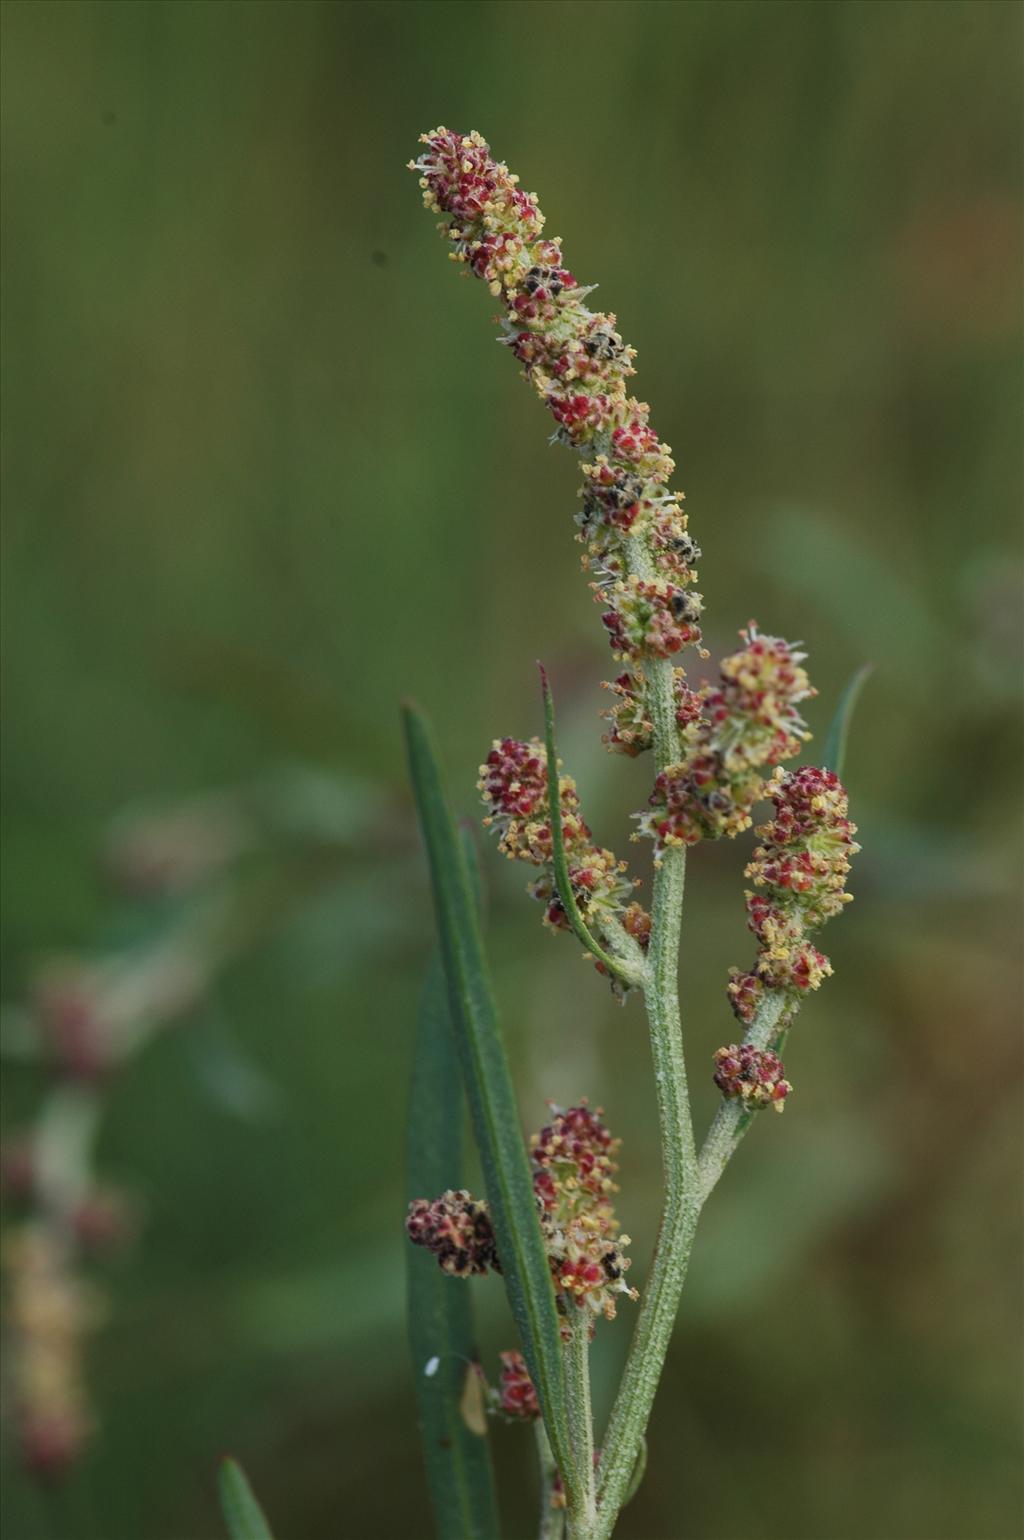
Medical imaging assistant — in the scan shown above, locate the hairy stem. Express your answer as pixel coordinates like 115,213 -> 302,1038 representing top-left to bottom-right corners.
564,1310 -> 597,1539
535,1421 -> 566,1540
594,653 -> 699,1534
696,990 -> 792,1205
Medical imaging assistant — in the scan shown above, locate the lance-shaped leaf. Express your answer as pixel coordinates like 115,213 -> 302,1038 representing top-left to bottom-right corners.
406,830 -> 501,1540
402,703 -> 578,1511
218,1458 -> 274,1540
822,664 -> 873,779
540,668 -> 643,989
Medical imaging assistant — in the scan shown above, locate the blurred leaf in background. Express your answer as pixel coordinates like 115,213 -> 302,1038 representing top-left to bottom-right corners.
2,2 -> 1021,1538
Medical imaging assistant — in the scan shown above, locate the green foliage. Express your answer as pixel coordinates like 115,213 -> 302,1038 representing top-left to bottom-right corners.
0,4 -> 1019,1538
401,703 -> 577,1512
218,1458 -> 274,1540
405,831 -> 501,1540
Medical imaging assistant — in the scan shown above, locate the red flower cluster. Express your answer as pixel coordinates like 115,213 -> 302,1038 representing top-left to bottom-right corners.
496,1350 -> 540,1420
411,128 -> 703,738
405,1189 -> 500,1278
601,576 -> 703,662
404,1103 -> 637,1326
712,1044 -> 792,1111
530,1102 -> 637,1322
728,766 -> 859,1020
478,738 -> 641,977
637,626 -> 814,855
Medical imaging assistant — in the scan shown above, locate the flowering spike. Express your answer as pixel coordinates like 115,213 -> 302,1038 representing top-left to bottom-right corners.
3,1226 -> 96,1479
728,765 -> 859,1016
530,1101 -> 637,1322
410,129 -> 703,729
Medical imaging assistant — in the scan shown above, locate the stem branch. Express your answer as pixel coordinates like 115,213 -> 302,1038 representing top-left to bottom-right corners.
696,990 -> 792,1205
564,1310 -> 597,1540
593,652 -> 699,1535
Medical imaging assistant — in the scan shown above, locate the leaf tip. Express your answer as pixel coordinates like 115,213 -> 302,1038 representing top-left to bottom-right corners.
821,662 -> 875,777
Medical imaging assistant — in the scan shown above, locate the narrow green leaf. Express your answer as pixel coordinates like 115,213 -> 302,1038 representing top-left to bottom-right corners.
402,702 -> 578,1513
218,1458 -> 274,1540
821,664 -> 873,779
540,668 -> 640,987
406,832 -> 501,1540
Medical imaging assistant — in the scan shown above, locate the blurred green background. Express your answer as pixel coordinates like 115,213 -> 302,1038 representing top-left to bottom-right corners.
2,2 -> 1021,1537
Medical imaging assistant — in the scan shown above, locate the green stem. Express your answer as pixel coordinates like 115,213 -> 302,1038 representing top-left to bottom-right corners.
535,1422 -> 565,1540
696,990 -> 792,1205
593,652 -> 700,1535
564,1310 -> 597,1540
